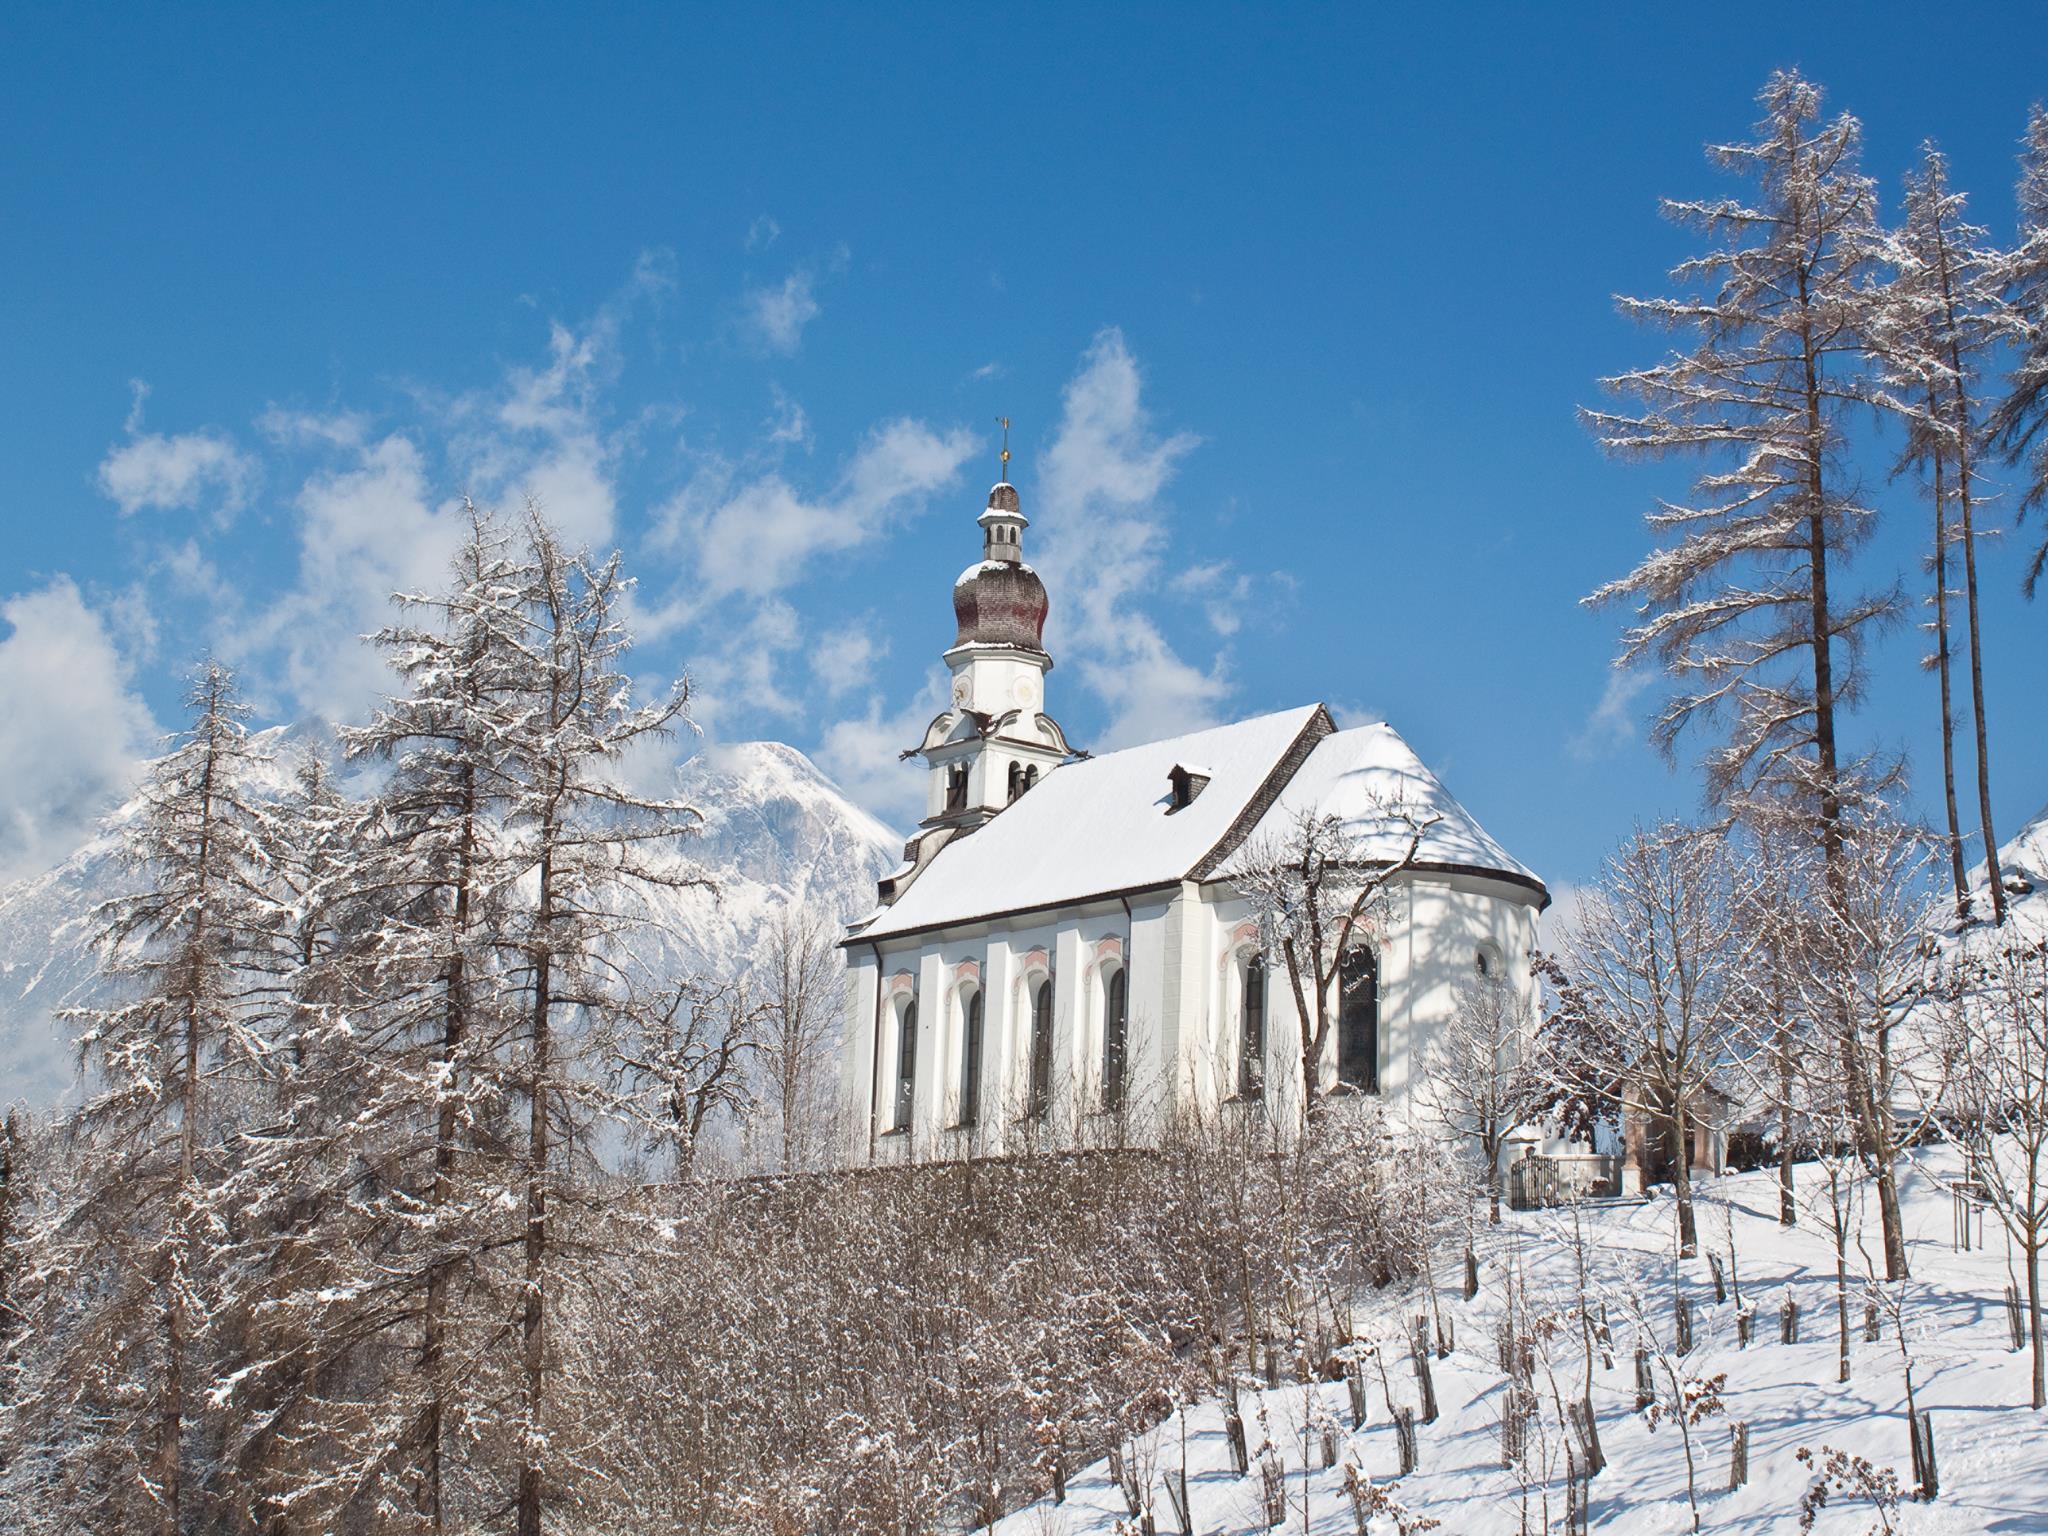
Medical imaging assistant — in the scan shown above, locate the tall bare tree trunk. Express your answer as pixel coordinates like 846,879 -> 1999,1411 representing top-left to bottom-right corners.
1776,1011 -> 1798,1227
1924,422 -> 1971,920
1925,219 -> 2007,925
518,795 -> 559,1536
421,767 -> 475,1536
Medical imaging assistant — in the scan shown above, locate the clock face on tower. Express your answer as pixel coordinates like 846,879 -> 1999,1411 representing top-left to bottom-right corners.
1011,675 -> 1038,710
951,675 -> 972,707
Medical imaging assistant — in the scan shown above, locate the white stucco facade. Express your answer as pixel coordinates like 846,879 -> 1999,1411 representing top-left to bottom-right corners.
839,481 -> 1548,1166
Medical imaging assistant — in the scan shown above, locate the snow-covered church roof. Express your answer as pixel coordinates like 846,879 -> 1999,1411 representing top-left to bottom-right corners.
851,703 -> 1544,943
1244,722 -> 1545,894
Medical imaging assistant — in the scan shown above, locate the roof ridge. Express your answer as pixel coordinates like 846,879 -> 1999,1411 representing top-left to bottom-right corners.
1186,703 -> 1336,883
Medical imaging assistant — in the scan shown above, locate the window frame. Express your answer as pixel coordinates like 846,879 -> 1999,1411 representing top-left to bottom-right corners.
892,995 -> 919,1130
1336,945 -> 1380,1093
1238,954 -> 1267,1101
1101,964 -> 1129,1114
1026,973 -> 1055,1121
957,986 -> 984,1129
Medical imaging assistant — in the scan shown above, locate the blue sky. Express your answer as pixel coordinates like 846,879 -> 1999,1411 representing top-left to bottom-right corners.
2,3 -> 2045,906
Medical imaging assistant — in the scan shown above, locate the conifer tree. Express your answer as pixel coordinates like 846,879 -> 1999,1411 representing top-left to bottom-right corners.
496,508 -> 700,1536
1993,104 -> 2048,596
1583,70 -> 1893,866
333,505 -> 535,1531
1867,145 -> 2006,923
43,661 -> 275,1535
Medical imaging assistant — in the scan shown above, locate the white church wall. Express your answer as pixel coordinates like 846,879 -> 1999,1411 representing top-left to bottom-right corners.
840,872 -> 1541,1169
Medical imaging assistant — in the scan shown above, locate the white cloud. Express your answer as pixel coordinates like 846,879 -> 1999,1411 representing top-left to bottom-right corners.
815,673 -> 947,832
0,578 -> 157,883
765,386 -> 810,448
746,215 -> 781,252
243,433 -> 469,723
689,598 -> 807,730
815,622 -> 881,697
969,361 -> 1004,382
1033,327 -> 1221,750
1171,561 -> 1255,637
97,384 -> 254,518
444,251 -> 673,549
663,417 -> 977,606
743,270 -> 822,355
1570,665 -> 1653,762
255,405 -> 370,449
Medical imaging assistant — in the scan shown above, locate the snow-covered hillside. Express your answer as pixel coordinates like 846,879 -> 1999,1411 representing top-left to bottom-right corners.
1006,1152 -> 2048,1535
1976,800 -> 2048,942
0,736 -> 898,1110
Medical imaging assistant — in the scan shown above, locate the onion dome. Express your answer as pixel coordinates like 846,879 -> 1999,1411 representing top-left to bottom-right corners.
953,482 -> 1048,650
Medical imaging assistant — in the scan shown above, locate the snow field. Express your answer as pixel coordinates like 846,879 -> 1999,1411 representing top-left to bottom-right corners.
997,1151 -> 2048,1534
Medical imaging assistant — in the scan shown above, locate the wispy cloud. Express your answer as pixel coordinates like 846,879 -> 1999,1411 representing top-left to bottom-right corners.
743,269 -> 822,355
746,215 -> 781,252
1570,665 -> 1653,762
659,417 -> 977,607
1033,327 -> 1221,749
815,671 -> 947,832
97,382 -> 255,519
0,578 -> 157,882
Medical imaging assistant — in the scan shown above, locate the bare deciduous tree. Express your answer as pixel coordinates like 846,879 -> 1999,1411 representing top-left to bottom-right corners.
1418,973 -> 1539,1222
1932,934 -> 2048,1407
1561,822 -> 1754,1257
1230,803 -> 1433,1123
756,904 -> 844,1173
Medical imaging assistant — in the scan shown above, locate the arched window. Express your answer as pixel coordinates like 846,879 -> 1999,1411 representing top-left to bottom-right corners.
1024,765 -> 1039,792
893,999 -> 918,1130
959,990 -> 984,1129
1027,976 -> 1054,1120
1239,957 -> 1266,1100
1337,948 -> 1379,1093
1007,761 -> 1024,803
945,764 -> 967,812
1102,967 -> 1128,1113
1474,947 -> 1491,978
901,999 -> 925,1130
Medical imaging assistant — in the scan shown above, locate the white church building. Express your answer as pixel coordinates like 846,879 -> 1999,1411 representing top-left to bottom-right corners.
840,479 -> 1549,1165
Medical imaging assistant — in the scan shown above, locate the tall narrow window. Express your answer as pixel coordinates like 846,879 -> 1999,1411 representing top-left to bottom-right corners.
945,764 -> 967,811
959,990 -> 984,1128
1102,968 -> 1128,1113
1239,957 -> 1266,1099
1337,948 -> 1379,1092
1007,761 -> 1024,802
1027,977 -> 1054,1120
893,999 -> 918,1129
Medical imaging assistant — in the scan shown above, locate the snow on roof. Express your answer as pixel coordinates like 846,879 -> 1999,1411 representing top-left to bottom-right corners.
852,705 -> 1325,941
1241,722 -> 1547,904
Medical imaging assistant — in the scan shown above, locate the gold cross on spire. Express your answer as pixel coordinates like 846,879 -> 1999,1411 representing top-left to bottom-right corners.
998,416 -> 1011,481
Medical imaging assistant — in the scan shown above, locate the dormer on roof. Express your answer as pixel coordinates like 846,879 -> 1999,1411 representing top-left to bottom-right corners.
1166,762 -> 1213,812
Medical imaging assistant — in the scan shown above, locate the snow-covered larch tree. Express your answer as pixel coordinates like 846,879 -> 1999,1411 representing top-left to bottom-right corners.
40,661 -> 275,1536
331,503 -> 537,1531
1992,103 -> 2048,597
1866,143 -> 2007,924
494,506 -> 702,1536
1583,70 -> 1894,868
